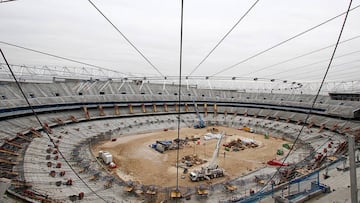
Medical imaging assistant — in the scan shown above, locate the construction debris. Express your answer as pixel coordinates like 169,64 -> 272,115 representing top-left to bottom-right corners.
223,138 -> 259,152
204,132 -> 223,140
104,180 -> 113,189
181,154 -> 207,167
150,138 -> 188,153
145,185 -> 157,195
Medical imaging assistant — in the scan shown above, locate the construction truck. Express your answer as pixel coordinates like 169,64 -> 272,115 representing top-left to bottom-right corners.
98,151 -> 117,169
241,126 -> 254,133
193,100 -> 206,129
189,132 -> 224,181
196,184 -> 209,197
224,182 -> 237,192
98,151 -> 112,164
151,139 -> 186,153
154,140 -> 172,153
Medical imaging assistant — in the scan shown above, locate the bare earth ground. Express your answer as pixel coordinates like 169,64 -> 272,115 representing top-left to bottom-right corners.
92,126 -> 286,188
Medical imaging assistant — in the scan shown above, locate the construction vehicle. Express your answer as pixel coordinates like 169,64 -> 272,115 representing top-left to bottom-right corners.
151,138 -> 187,153
98,151 -> 113,164
277,149 -> 284,155
193,100 -> 206,129
224,182 -> 237,192
196,184 -> 209,197
124,181 -> 135,193
189,132 -> 224,181
282,143 -> 292,150
254,175 -> 265,186
154,140 -> 173,153
170,189 -> 182,199
239,126 -> 254,133
267,159 -> 289,167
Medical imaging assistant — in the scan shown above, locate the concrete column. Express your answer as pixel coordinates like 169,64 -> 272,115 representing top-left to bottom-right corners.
348,135 -> 358,203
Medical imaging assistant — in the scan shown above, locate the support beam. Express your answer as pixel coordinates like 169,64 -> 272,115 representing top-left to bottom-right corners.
11,180 -> 31,187
213,103 -> 217,116
16,133 -> 32,142
54,118 -> 64,125
30,128 -> 42,138
341,127 -> 351,134
331,123 -> 338,131
142,103 -> 146,113
43,123 -> 53,134
318,123 -> 325,133
164,103 -> 168,112
98,105 -> 105,116
233,111 -> 237,118
5,141 -> 22,149
0,149 -> 19,156
70,115 -> 78,123
204,103 -> 208,117
0,158 -> 18,165
114,104 -> 120,115
1,171 -> 18,176
348,135 -> 358,203
128,104 -> 133,114
82,106 -> 90,120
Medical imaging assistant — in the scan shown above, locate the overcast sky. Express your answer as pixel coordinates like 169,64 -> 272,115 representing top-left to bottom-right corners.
0,0 -> 360,83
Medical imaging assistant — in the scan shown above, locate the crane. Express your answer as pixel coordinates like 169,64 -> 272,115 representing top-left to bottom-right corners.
193,100 -> 205,128
207,131 -> 224,169
189,132 -> 224,181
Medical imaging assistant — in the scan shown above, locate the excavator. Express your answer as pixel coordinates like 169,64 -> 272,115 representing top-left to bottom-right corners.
189,132 -> 224,181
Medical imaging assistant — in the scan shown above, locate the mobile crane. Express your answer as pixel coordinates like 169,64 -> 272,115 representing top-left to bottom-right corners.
189,132 -> 224,181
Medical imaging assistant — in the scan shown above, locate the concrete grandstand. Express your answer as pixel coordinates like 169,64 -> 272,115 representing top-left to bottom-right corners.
0,72 -> 359,202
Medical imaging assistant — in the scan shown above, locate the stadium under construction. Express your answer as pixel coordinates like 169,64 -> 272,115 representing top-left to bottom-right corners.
0,1 -> 360,202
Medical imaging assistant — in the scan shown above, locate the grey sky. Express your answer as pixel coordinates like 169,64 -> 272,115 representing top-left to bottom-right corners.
0,0 -> 360,82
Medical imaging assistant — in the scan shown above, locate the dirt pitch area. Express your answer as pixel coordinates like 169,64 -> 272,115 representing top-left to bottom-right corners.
92,126 -> 286,187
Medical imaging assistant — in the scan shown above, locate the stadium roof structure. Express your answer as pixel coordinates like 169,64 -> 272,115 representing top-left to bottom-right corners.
0,63 -> 359,95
